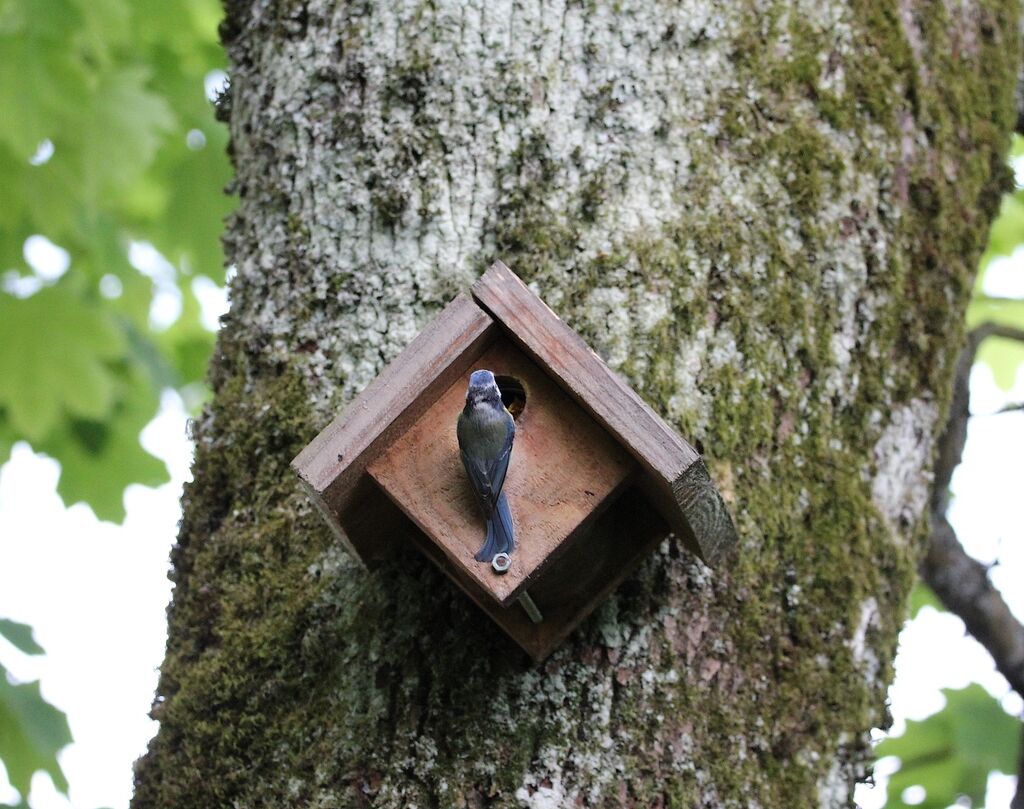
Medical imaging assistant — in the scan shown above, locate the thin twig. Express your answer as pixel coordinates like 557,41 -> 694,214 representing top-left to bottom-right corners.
971,293 -> 1024,306
969,322 -> 1024,344
970,402 -> 1024,416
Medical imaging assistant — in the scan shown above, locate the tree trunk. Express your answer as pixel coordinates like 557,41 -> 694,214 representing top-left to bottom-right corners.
132,1 -> 1019,806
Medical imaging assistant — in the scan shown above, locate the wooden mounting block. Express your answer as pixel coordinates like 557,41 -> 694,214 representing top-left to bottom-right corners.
292,261 -> 737,661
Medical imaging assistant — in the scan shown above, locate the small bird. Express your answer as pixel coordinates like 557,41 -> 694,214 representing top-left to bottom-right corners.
457,369 -> 516,562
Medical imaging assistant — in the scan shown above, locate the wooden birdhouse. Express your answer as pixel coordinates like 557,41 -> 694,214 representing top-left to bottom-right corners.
292,261 -> 737,661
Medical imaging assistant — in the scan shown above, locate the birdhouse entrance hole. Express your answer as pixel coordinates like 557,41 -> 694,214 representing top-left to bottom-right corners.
494,375 -> 526,420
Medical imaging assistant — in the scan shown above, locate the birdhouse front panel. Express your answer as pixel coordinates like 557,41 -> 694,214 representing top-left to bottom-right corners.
367,335 -> 636,606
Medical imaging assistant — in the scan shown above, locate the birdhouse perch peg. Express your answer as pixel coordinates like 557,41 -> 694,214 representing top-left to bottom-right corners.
291,261 -> 738,662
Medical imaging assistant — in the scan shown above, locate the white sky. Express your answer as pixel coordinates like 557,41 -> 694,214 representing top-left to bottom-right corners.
0,267 -> 1022,808
0,392 -> 192,809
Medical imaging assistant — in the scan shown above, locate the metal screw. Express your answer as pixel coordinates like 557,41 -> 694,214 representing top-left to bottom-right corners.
491,552 -> 511,574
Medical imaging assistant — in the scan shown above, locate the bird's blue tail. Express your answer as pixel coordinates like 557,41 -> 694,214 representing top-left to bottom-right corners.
475,492 -> 515,562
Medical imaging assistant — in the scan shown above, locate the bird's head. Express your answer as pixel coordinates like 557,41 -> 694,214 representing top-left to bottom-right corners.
466,369 -> 502,407
469,369 -> 496,388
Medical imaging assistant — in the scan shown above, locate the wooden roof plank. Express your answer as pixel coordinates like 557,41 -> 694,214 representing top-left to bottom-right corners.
471,261 -> 737,565
471,261 -> 699,482
473,262 -> 696,481
291,293 -> 496,515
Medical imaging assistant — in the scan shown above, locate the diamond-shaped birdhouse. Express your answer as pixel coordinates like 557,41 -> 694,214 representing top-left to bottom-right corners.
292,261 -> 737,661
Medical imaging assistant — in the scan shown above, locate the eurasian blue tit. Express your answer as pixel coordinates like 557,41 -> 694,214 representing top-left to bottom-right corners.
456,369 -> 516,562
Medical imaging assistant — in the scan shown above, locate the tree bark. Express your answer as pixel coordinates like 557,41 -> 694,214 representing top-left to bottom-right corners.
132,1 -> 1020,807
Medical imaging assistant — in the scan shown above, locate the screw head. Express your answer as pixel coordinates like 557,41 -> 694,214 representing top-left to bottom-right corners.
491,552 -> 511,574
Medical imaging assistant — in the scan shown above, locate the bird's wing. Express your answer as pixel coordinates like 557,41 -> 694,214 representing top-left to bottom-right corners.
484,416 -> 515,501
458,409 -> 515,517
460,449 -> 494,514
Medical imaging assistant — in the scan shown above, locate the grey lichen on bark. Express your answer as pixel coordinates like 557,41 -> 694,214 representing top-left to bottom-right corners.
132,1 -> 1020,807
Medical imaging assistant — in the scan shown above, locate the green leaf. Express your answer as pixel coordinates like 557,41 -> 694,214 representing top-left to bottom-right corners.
975,337 -> 1024,391
0,0 -> 87,158
142,124 -> 233,281
69,0 -> 132,62
0,0 -> 226,520
877,684 -> 1020,808
1010,133 -> 1024,160
967,295 -> 1024,391
0,667 -> 72,798
0,621 -> 43,656
966,296 -> 1024,329
982,191 -> 1024,261
77,67 -> 175,203
966,295 -> 1024,394
36,364 -> 169,523
0,400 -> 17,463
907,584 -> 943,618
157,282 -> 216,386
0,285 -> 125,441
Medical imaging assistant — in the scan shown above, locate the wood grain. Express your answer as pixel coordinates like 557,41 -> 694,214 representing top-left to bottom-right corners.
367,336 -> 636,606
672,460 -> 737,567
471,261 -> 737,564
521,485 -> 669,660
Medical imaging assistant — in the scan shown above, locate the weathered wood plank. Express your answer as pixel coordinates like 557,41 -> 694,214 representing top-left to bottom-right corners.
522,485 -> 670,660
291,293 -> 496,561
471,262 -> 699,483
672,459 -> 737,567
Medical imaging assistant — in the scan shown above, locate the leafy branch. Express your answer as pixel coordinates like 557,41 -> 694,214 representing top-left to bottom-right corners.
0,619 -> 72,806
0,0 -> 232,522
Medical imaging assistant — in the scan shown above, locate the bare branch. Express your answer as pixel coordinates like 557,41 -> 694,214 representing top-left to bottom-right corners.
921,517 -> 1024,696
970,322 -> 1024,343
921,323 -> 1024,698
